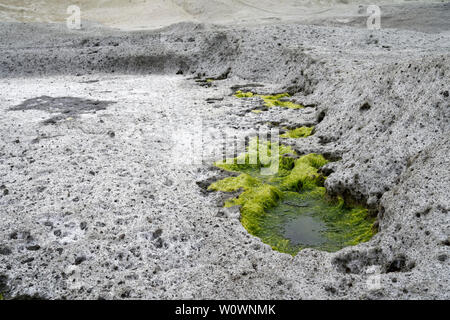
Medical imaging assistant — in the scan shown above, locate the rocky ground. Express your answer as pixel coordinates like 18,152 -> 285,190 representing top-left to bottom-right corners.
0,2 -> 449,299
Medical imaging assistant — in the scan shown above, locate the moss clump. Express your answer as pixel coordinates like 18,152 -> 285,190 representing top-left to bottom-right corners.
214,138 -> 296,180
280,126 -> 314,139
210,175 -> 282,234
234,91 -> 255,98
279,153 -> 328,192
234,91 -> 304,109
324,197 -> 376,246
260,94 -> 303,109
209,139 -> 376,255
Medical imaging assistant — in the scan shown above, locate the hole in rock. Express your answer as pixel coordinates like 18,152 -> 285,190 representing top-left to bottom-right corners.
208,138 -> 376,255
360,102 -> 371,111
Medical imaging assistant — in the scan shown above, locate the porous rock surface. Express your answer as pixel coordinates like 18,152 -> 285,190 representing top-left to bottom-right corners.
0,9 -> 449,299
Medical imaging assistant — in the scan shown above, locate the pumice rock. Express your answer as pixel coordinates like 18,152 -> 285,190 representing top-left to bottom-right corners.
0,0 -> 449,300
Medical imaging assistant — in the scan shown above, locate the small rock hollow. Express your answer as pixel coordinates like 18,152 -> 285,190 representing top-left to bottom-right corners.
209,138 -> 376,255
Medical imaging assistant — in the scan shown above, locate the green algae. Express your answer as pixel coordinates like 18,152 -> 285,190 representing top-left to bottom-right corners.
280,126 -> 314,139
234,91 -> 304,109
261,190 -> 375,254
209,138 -> 376,255
234,91 -> 255,98
214,138 -> 296,180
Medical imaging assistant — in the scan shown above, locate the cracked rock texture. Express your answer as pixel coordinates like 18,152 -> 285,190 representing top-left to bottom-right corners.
0,2 -> 449,299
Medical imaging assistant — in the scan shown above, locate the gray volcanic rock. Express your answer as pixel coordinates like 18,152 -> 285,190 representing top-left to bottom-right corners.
0,3 -> 449,299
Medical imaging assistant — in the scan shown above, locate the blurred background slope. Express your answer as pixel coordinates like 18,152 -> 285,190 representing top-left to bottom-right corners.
0,0 -> 447,30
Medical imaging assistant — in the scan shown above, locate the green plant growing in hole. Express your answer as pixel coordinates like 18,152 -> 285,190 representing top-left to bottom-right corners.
234,91 -> 304,109
280,126 -> 314,138
209,138 -> 376,255
234,91 -> 255,98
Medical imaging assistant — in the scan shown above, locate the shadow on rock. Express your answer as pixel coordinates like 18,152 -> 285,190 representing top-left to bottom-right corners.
9,96 -> 115,125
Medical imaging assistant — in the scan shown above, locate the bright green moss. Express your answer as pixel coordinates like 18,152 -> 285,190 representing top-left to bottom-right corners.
235,184 -> 281,234
209,173 -> 260,193
234,91 -> 304,109
322,196 -> 376,246
260,93 -> 303,109
280,126 -> 314,138
209,139 -> 376,255
234,90 -> 255,98
214,138 -> 295,176
259,93 -> 290,107
280,154 -> 328,192
209,173 -> 282,234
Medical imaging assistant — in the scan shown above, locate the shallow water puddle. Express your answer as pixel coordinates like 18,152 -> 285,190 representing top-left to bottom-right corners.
268,198 -> 327,247
283,215 -> 326,246
209,139 -> 376,255
258,190 -> 372,253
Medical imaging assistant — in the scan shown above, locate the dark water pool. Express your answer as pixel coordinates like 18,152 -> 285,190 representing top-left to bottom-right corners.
282,214 -> 326,246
